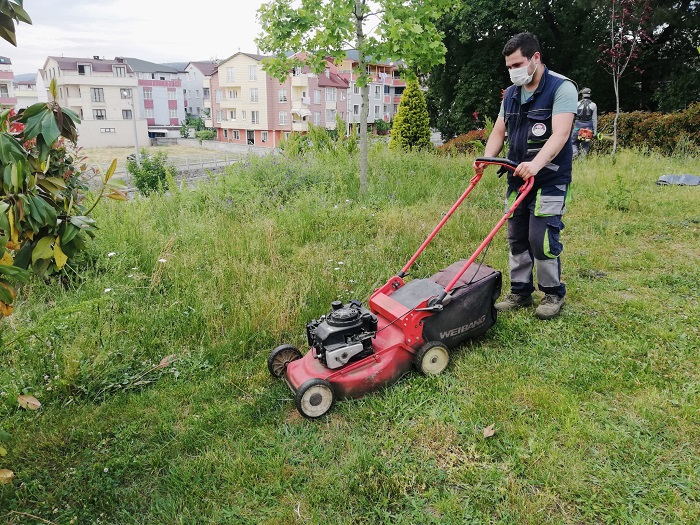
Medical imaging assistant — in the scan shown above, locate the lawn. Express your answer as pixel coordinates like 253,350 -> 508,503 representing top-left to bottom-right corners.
1,147 -> 698,524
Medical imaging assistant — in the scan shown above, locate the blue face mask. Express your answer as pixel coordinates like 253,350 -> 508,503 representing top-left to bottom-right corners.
509,57 -> 535,87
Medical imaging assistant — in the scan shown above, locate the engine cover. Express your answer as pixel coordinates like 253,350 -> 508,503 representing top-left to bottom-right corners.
306,300 -> 377,369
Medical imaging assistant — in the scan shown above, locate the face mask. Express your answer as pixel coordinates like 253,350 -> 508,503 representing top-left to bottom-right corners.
509,57 -> 535,87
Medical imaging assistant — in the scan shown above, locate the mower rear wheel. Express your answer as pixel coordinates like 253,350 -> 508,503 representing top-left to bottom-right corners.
295,378 -> 335,419
415,341 -> 450,376
268,344 -> 302,378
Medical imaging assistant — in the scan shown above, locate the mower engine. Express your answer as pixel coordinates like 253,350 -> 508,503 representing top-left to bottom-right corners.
306,300 -> 378,370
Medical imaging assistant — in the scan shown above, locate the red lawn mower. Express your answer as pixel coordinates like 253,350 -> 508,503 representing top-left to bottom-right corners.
268,157 -> 533,419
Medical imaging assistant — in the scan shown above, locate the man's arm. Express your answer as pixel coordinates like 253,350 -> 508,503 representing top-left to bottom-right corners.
474,116 -> 506,174
514,112 -> 574,180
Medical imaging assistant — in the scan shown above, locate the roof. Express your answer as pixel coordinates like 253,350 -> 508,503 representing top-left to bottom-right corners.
318,70 -> 349,89
188,61 -> 219,77
342,49 -> 403,67
162,62 -> 188,72
218,51 -> 271,65
120,57 -> 180,74
47,56 -> 134,73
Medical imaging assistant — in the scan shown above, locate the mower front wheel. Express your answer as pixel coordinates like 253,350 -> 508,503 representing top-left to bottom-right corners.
415,341 -> 450,376
295,378 -> 335,419
268,344 -> 302,378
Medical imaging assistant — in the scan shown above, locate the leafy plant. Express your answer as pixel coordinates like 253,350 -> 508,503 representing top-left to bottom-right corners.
0,0 -> 31,47
0,80 -> 126,321
374,118 -> 390,135
126,151 -> 174,196
390,80 -> 432,152
195,129 -> 216,142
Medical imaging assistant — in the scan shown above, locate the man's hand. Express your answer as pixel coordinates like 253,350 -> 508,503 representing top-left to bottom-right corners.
473,160 -> 486,175
513,160 -> 544,180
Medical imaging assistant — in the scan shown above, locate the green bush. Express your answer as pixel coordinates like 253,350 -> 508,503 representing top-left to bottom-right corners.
390,80 -> 432,152
126,151 -> 174,195
195,129 -> 216,142
592,102 -> 700,156
374,118 -> 391,135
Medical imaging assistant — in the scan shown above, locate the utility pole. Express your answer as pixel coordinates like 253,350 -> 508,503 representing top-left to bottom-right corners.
122,88 -> 141,168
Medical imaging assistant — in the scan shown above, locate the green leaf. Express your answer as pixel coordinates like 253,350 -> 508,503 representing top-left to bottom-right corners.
0,283 -> 12,304
0,132 -> 26,163
12,239 -> 32,269
31,235 -> 54,264
0,264 -> 30,282
22,106 -> 61,145
45,176 -> 68,189
0,428 -> 11,442
61,223 -> 79,244
10,2 -> 32,24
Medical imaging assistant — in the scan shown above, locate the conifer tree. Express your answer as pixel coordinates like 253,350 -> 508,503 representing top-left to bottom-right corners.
390,80 -> 432,152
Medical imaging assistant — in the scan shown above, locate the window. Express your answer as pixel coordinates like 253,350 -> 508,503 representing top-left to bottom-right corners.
278,89 -> 287,102
169,109 -> 177,118
196,89 -> 200,97
374,105 -> 380,117
325,109 -> 336,121
292,67 -> 302,77
228,89 -> 238,99
230,110 -> 236,120
279,111 -> 288,125
261,131 -> 268,143
374,86 -> 381,99
203,88 -> 210,100
144,108 -> 154,118
314,89 -> 321,104
93,109 -> 106,120
232,130 -> 240,140
226,67 -> 235,82
215,90 -> 222,102
143,88 -> 152,100
114,66 -> 126,77
284,132 -> 291,140
168,89 -> 176,100
216,110 -> 222,123
251,111 -> 259,124
78,64 -> 91,75
250,88 -> 258,103
353,104 -> 359,116
249,65 -> 257,80
314,112 -> 321,125
223,129 -> 228,138
99,128 -> 115,133
122,109 -> 132,119
241,110 -> 247,121
59,87 -> 63,99
325,88 -> 336,102
90,88 -> 105,102
353,85 -> 360,95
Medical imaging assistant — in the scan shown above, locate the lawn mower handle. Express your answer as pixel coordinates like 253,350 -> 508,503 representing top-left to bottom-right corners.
398,157 -> 522,279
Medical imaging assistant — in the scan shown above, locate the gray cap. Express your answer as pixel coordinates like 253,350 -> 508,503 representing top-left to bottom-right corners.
580,87 -> 591,97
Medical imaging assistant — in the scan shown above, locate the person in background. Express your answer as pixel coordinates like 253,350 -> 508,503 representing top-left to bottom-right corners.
474,32 -> 577,320
571,87 -> 597,157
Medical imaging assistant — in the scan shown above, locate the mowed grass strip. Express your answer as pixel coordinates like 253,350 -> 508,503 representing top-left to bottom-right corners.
1,148 -> 698,524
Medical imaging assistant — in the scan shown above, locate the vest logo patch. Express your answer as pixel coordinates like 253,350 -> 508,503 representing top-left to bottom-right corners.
532,123 -> 547,137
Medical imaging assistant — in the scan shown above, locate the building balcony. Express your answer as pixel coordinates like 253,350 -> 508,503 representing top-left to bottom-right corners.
292,121 -> 308,132
0,96 -> 17,106
292,75 -> 309,87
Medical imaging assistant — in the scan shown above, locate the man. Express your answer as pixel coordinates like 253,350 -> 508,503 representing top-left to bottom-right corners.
571,87 -> 598,157
475,32 -> 577,320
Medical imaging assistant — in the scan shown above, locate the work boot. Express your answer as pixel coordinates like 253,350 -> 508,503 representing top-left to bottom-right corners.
535,294 -> 565,320
495,293 -> 533,312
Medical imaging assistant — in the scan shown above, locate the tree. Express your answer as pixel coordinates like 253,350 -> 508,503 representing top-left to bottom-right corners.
256,0 -> 449,194
390,80 -> 431,152
0,0 -> 31,46
598,0 -> 653,154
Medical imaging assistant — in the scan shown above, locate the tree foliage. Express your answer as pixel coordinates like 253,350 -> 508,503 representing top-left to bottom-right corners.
256,0 -> 449,193
390,80 -> 431,152
427,0 -> 700,140
0,0 -> 31,46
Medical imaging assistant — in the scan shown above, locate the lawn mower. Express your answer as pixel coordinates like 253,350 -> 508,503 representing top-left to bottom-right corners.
268,157 -> 533,419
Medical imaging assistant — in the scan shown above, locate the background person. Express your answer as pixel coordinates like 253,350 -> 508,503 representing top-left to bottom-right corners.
571,87 -> 598,157
475,32 -> 577,320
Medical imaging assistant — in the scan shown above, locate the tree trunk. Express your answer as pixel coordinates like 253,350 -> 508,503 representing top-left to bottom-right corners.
613,75 -> 620,156
355,0 -> 368,194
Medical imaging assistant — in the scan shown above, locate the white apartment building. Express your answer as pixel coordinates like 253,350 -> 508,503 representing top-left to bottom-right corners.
42,56 -> 148,148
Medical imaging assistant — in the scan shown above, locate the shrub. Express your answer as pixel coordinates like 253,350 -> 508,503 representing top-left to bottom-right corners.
436,129 -> 487,156
127,151 -> 174,195
390,80 -> 432,152
374,118 -> 390,135
592,102 -> 700,156
195,129 -> 216,142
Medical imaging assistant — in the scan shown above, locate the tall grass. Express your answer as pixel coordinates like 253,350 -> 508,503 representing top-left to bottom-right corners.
1,147 -> 698,524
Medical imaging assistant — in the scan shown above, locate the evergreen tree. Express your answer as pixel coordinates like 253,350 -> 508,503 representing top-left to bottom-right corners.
390,80 -> 432,152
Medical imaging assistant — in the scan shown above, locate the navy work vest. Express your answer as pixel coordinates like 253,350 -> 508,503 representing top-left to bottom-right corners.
503,67 -> 574,190
577,99 -> 593,122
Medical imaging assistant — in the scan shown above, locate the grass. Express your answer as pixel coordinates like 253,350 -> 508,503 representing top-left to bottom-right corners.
1,147 -> 698,524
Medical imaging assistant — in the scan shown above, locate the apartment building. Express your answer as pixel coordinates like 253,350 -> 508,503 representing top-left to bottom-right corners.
42,56 -> 149,148
209,52 -> 350,148
337,51 -> 406,128
0,56 -> 17,110
12,72 -> 48,110
120,58 -> 187,136
183,61 -> 218,119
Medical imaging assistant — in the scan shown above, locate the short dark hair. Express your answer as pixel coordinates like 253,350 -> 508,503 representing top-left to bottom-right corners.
503,32 -> 542,59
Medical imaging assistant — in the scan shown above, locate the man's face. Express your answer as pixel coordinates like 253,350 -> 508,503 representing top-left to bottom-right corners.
505,49 -> 540,72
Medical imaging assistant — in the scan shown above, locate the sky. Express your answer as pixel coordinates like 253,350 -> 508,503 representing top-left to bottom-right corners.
1,0 -> 269,75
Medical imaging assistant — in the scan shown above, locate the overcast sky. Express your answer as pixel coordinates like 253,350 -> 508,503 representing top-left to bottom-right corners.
1,0 -> 268,75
